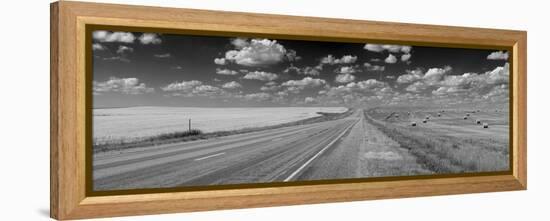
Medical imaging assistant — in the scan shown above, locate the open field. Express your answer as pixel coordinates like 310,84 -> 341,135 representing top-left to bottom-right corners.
93,107 -> 510,190
365,107 -> 509,173
93,106 -> 348,149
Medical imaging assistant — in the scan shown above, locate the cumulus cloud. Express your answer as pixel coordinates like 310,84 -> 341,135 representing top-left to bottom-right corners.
320,79 -> 393,106
335,73 -> 356,83
93,31 -> 162,45
406,81 -> 429,93
154,53 -> 171,58
487,51 -> 509,60
231,38 -> 249,48
216,68 -> 239,75
92,43 -> 106,51
423,66 -> 452,85
93,77 -> 154,95
320,55 -> 358,65
221,81 -> 242,89
396,66 -> 452,86
161,80 -> 223,97
335,66 -> 358,74
243,92 -> 272,101
283,66 -> 301,74
483,84 -> 509,101
303,67 -> 322,76
260,81 -> 281,92
139,33 -> 162,44
484,63 -> 509,84
286,49 -> 301,61
192,85 -> 222,96
364,62 -> 385,71
347,79 -> 388,91
161,80 -> 203,92
116,45 -> 134,54
304,97 -> 317,104
396,68 -> 423,84
433,63 -> 509,96
214,58 -> 227,65
282,77 -> 327,88
384,54 -> 397,64
401,53 -> 412,62
93,31 -> 135,43
364,44 -> 412,53
224,38 -> 294,67
395,63 -> 509,98
284,66 -> 321,76
243,71 -> 278,81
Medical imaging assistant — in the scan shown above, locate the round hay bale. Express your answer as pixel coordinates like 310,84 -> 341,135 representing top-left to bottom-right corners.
422,119 -> 427,123
411,122 -> 416,126
483,123 -> 489,128
464,116 -> 468,120
476,120 -> 481,124
466,113 -> 470,116
437,113 -> 441,117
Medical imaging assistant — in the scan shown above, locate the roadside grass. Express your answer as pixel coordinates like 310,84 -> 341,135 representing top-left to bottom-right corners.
94,109 -> 354,153
364,109 -> 509,173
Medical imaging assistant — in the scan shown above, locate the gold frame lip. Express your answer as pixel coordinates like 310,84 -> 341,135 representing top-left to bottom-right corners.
52,1 -> 526,220
84,23 -> 515,51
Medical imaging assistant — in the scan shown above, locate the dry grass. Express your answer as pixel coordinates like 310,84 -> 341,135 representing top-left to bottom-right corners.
365,109 -> 509,173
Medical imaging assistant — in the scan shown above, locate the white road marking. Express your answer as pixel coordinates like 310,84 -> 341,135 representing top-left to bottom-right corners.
194,152 -> 225,161
283,119 -> 359,182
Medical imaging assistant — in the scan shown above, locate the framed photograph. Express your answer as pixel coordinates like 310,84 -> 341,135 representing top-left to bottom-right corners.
50,1 -> 527,220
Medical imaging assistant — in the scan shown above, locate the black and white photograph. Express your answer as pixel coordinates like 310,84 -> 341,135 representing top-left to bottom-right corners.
91,29 -> 510,191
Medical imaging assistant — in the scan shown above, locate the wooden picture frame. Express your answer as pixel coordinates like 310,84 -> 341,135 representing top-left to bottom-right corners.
50,1 -> 527,220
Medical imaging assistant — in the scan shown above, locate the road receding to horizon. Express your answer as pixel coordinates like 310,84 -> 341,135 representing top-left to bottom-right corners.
93,109 -> 432,191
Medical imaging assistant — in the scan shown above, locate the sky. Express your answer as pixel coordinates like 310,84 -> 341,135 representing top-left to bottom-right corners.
92,29 -> 510,109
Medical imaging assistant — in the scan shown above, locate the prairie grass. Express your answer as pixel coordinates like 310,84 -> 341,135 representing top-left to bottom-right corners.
365,110 -> 509,173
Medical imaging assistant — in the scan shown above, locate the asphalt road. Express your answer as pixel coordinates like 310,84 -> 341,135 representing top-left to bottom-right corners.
93,110 -> 364,191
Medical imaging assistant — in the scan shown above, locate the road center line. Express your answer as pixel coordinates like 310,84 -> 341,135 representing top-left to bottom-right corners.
194,152 -> 225,161
283,119 -> 359,182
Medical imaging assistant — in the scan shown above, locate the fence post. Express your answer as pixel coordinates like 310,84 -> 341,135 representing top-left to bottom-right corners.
189,119 -> 191,131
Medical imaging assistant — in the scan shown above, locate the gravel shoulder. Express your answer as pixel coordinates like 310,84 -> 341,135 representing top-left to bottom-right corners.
301,110 -> 432,180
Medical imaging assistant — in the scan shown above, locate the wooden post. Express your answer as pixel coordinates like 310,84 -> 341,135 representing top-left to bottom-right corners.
189,119 -> 191,131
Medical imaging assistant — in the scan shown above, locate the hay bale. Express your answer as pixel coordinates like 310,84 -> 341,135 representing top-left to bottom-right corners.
422,119 -> 427,123
463,116 -> 468,120
466,113 -> 470,116
476,120 -> 481,124
483,123 -> 489,128
437,113 -> 441,117
411,122 -> 416,126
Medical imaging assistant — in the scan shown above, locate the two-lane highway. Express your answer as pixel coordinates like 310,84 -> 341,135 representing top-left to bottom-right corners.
93,110 -> 361,191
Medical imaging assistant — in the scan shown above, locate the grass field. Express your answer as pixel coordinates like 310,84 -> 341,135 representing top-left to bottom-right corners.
93,106 -> 349,152
365,106 -> 509,173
